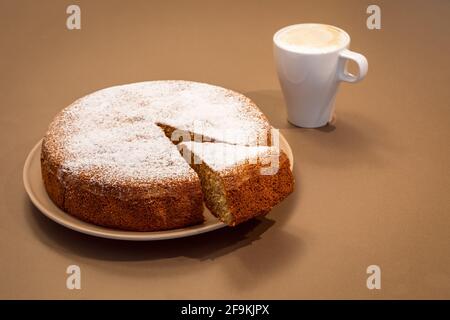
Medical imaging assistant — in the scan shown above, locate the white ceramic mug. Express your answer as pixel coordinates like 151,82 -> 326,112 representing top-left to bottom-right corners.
273,23 -> 368,128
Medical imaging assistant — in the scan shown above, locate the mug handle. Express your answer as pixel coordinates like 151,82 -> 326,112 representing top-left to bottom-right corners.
338,49 -> 368,83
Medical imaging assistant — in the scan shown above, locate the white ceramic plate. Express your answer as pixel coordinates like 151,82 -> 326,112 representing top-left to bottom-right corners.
23,133 -> 294,241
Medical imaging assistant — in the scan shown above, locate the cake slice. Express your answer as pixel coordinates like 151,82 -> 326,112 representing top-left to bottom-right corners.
178,142 -> 294,226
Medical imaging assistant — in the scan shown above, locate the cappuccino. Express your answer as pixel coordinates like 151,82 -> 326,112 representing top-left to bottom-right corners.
273,23 -> 368,127
275,24 -> 349,54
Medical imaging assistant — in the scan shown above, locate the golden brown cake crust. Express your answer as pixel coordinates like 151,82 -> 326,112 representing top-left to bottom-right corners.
41,146 -> 204,231
221,152 -> 294,225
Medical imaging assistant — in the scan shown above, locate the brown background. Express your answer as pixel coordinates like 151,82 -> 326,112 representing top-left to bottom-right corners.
1,0 -> 449,299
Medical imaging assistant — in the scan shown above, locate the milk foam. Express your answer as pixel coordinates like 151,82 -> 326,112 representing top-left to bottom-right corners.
276,24 -> 348,53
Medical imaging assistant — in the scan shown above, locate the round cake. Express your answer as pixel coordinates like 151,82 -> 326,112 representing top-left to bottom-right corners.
41,81 -> 276,231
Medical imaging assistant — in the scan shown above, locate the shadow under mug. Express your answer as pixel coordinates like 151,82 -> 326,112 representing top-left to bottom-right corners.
273,23 -> 368,128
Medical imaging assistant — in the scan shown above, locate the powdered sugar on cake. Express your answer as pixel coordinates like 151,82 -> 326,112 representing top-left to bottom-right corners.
47,81 -> 270,184
179,141 -> 279,172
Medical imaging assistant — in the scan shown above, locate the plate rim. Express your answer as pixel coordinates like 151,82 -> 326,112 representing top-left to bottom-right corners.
23,132 -> 294,241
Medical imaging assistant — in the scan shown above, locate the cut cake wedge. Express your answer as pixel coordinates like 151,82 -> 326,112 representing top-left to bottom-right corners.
178,141 -> 294,226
